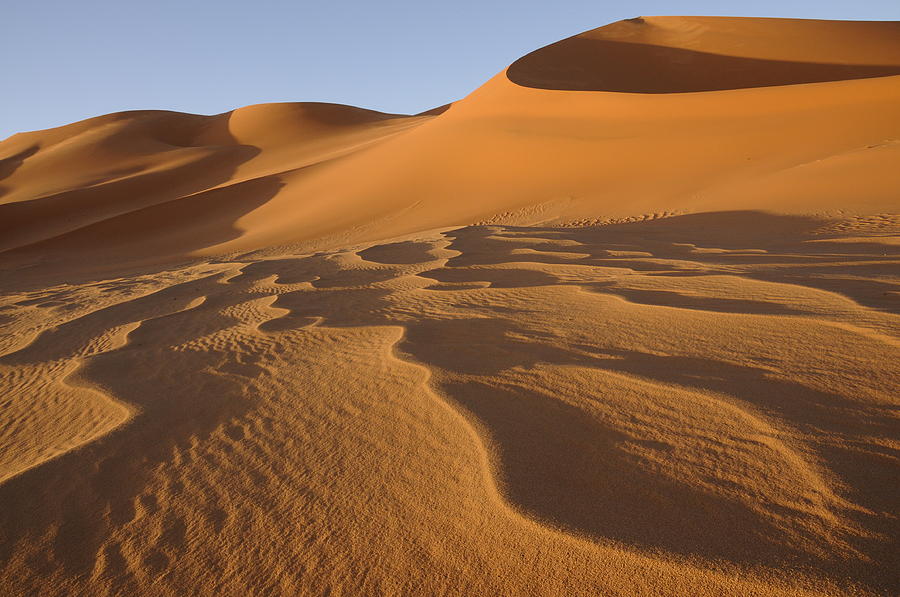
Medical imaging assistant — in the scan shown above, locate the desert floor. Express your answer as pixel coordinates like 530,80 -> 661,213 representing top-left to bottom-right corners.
1,211 -> 898,595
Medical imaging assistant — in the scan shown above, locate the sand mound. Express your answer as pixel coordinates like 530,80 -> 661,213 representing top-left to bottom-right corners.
0,103 -> 429,261
0,16 -> 898,596
508,17 -> 900,92
2,17 -> 899,267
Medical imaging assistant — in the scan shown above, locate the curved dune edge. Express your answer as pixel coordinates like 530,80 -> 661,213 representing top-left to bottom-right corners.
0,357 -> 135,485
0,287 -> 215,483
378,325 -> 850,597
507,16 -> 900,93
388,319 -> 856,555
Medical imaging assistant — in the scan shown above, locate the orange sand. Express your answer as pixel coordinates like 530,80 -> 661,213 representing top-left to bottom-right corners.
0,16 -> 898,596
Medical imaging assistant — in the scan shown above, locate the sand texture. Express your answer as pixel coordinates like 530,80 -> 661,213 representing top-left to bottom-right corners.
1,16 -> 898,596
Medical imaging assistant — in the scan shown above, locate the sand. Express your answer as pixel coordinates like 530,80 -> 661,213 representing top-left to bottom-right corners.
0,15 -> 898,596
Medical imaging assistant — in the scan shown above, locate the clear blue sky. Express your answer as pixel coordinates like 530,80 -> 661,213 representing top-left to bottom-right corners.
3,0 -> 899,140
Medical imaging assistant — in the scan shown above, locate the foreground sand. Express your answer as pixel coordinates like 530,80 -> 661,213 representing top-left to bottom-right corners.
1,16 -> 899,596
2,214 -> 898,595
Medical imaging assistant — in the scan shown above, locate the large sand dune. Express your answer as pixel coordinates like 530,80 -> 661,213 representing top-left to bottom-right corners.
1,16 -> 898,596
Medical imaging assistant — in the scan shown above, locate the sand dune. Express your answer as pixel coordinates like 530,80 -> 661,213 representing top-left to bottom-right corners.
508,17 -> 900,92
3,17 -> 899,266
0,16 -> 898,596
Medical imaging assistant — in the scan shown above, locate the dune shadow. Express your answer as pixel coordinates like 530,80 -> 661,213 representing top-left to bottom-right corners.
418,266 -> 558,288
394,316 -> 898,589
507,36 -> 900,93
583,282 -> 814,315
0,260 -> 321,584
441,212 -> 900,315
1,175 -> 283,273
0,109 -> 284,270
358,241 -> 437,265
0,144 -> 39,182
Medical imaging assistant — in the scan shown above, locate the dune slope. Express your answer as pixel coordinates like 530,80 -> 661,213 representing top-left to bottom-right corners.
2,17 -> 899,265
0,15 -> 898,597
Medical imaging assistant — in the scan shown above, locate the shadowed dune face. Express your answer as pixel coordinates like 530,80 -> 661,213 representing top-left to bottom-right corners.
0,103 -> 431,265
0,110 -> 260,255
507,37 -> 900,93
0,145 -> 39,184
507,16 -> 900,93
